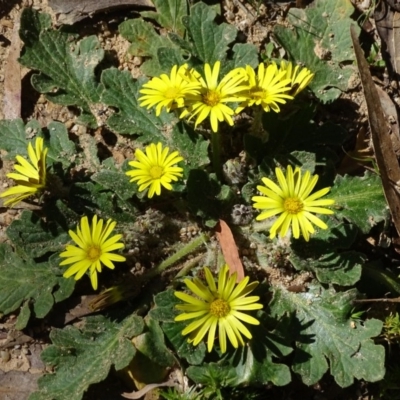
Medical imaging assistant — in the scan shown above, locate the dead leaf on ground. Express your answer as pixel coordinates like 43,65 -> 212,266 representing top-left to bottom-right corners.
215,219 -> 244,281
337,125 -> 373,175
121,380 -> 175,399
48,0 -> 154,24
3,17 -> 20,120
351,25 -> 400,237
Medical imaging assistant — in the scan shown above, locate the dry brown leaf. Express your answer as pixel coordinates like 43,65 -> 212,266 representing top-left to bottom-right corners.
3,18 -> 20,120
215,219 -> 244,281
121,381 -> 175,399
351,25 -> 400,237
48,0 -> 154,24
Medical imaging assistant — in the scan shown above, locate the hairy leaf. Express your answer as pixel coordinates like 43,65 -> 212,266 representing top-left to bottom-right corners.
101,69 -> 174,135
141,0 -> 188,36
0,119 -> 42,158
151,290 -> 206,365
290,221 -> 364,286
330,171 -> 387,234
270,285 -> 385,387
101,68 -> 209,168
31,314 -> 144,400
45,122 -> 77,168
183,2 -> 237,64
6,210 -> 70,259
0,244 -> 74,328
119,18 -> 173,57
19,9 -> 103,127
274,0 -> 359,102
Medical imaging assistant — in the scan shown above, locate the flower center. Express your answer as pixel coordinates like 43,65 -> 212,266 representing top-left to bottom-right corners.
87,246 -> 101,261
202,90 -> 221,106
250,86 -> 266,100
209,298 -> 230,318
149,165 -> 164,179
284,197 -> 303,214
164,86 -> 180,99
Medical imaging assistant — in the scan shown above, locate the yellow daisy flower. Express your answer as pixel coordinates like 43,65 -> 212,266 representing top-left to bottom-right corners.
138,64 -> 199,116
278,60 -> 314,96
252,165 -> 335,241
0,137 -> 48,207
236,63 -> 293,114
60,215 -> 126,290
175,265 -> 263,353
180,61 -> 248,132
126,142 -> 184,198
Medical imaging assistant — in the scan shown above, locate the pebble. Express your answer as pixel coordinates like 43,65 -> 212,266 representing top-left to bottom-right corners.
132,56 -> 143,66
0,349 -> 10,362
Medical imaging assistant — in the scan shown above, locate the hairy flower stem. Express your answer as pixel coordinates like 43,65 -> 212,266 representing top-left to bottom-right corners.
211,132 -> 222,179
147,232 -> 209,279
250,106 -> 269,143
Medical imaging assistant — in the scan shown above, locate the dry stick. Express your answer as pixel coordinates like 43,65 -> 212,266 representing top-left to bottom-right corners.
350,25 -> 400,237
353,297 -> 400,303
48,0 -> 154,24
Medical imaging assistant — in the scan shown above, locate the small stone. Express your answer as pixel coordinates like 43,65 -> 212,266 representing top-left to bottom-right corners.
1,349 -> 10,362
132,56 -> 143,66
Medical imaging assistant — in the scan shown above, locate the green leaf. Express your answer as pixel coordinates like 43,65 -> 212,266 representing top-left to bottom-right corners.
186,362 -> 238,388
274,0 -> 359,103
270,285 -> 385,387
19,9 -> 103,127
119,19 -> 173,57
101,69 -> 174,136
45,122 -> 77,168
100,68 -> 209,167
362,262 -> 400,295
31,314 -> 144,400
6,210 -> 70,259
151,290 -> 206,365
227,344 -> 291,387
0,119 -> 42,158
133,316 -> 176,369
221,43 -> 259,75
162,321 -> 206,365
69,181 -> 137,223
149,289 -> 180,322
141,0 -> 188,36
143,49 -> 181,77
330,171 -> 387,234
0,243 -> 73,326
15,301 -> 31,330
183,2 -> 237,64
91,167 -> 137,202
187,170 -> 221,226
289,221 -> 364,286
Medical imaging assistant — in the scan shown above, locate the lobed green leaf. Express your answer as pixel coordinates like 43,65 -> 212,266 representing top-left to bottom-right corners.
31,314 -> 144,400
19,9 -> 104,127
270,285 -> 385,387
274,0 -> 359,103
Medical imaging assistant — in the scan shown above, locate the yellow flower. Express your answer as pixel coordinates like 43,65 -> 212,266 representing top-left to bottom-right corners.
175,265 -> 263,353
0,137 -> 48,207
60,215 -> 126,290
278,60 -> 314,96
180,61 -> 248,132
252,165 -> 335,241
126,142 -> 184,198
236,63 -> 293,113
138,64 -> 199,116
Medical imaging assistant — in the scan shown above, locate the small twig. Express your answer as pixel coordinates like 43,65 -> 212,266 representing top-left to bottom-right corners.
232,0 -> 256,21
353,297 -> 400,303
